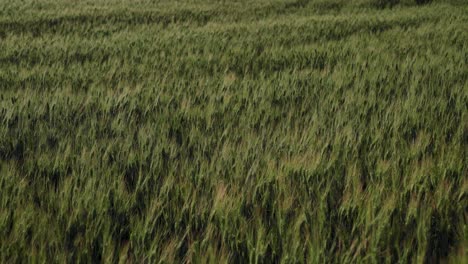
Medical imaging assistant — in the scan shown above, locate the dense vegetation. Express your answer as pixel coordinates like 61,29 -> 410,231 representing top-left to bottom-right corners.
0,0 -> 467,262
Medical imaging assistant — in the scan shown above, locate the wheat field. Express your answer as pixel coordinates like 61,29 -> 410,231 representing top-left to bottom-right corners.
0,0 -> 467,263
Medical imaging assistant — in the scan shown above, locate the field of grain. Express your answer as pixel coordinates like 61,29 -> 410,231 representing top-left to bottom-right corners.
0,0 -> 467,262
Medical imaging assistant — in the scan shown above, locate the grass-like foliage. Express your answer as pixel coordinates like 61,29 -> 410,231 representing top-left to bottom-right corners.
0,0 -> 467,263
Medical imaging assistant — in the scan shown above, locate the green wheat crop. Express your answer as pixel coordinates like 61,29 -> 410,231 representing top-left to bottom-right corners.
0,0 -> 467,263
